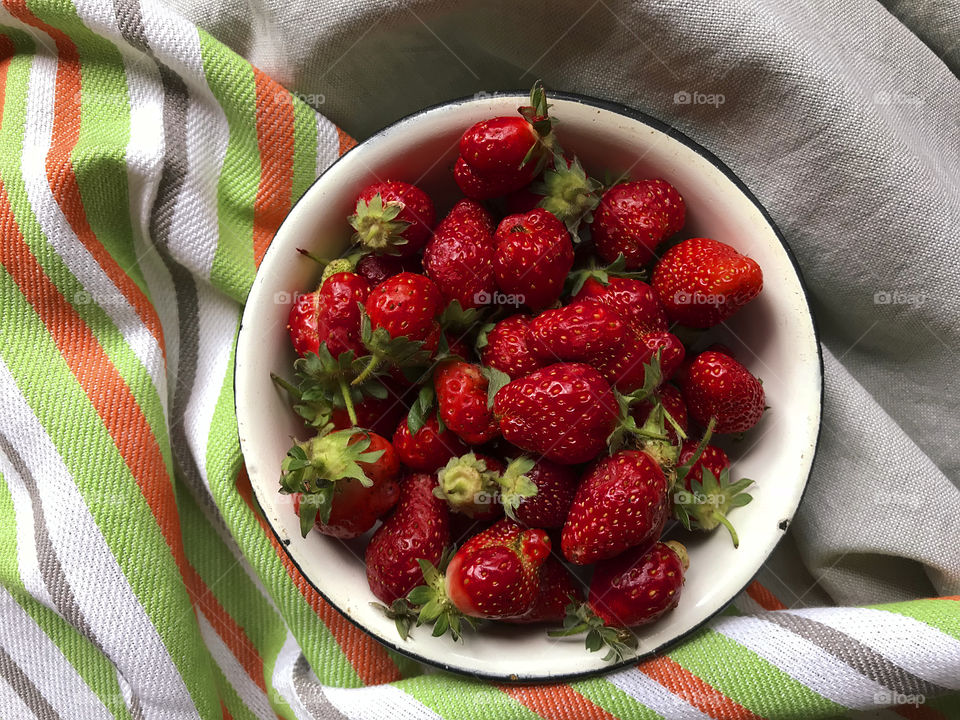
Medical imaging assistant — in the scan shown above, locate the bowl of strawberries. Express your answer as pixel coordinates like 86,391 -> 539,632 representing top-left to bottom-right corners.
235,85 -> 822,680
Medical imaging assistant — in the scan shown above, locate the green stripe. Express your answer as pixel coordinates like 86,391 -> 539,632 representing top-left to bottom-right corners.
199,29 -> 258,303
571,677 -> 664,720
290,97 -> 318,203
0,470 -> 17,591
397,675 -> 541,720
866,599 -> 960,642
666,628 -> 845,718
211,662 -> 260,720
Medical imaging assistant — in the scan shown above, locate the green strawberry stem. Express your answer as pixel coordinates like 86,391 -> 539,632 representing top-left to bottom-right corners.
548,601 -> 639,663
711,510 -> 741,549
296,247 -> 333,266
370,599 -> 419,641
351,351 -> 385,386
674,417 -> 717,489
337,375 -> 358,427
271,372 -> 301,400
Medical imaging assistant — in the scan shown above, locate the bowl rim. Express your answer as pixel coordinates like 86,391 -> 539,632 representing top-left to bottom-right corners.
235,89 -> 825,683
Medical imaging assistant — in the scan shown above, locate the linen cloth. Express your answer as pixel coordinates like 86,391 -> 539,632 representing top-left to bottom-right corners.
0,0 -> 958,718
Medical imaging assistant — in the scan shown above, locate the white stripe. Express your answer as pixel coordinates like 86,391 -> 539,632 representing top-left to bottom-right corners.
271,632 -> 310,720
196,612 -> 275,720
712,614 -> 883,707
322,684 -> 444,720
0,673 -> 36,720
0,357 -> 201,720
0,452 -> 55,612
606,668 -> 714,720
14,41 -> 168,413
784,606 -> 960,690
316,113 -> 339,176
0,588 -> 113,720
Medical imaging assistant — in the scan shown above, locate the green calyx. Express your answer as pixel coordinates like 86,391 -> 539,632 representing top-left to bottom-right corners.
606,351 -> 667,454
673,463 -> 754,549
535,155 -> 602,240
352,307 -> 433,387
405,552 -> 476,641
564,253 -> 648,298
279,426 -> 384,537
548,601 -> 639,663
370,598 -> 419,641
497,457 -> 539,522
518,80 -> 555,140
434,453 -> 501,517
349,194 -> 411,253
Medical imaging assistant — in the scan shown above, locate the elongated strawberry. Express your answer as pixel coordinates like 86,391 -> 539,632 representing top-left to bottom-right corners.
527,300 -> 628,365
409,519 -> 551,633
287,272 -> 371,358
652,237 -> 763,328
434,452 -> 504,520
493,208 -> 574,310
561,450 -> 670,564
366,473 -> 450,604
282,429 -> 399,539
393,412 -> 469,473
434,360 -> 499,444
479,314 -> 545,379
592,179 -> 685,268
497,456 -> 578,528
680,350 -> 765,433
423,199 -> 497,309
494,363 -> 619,464
573,277 -> 668,336
350,180 -> 435,256
550,541 -> 688,661
503,556 -> 583,624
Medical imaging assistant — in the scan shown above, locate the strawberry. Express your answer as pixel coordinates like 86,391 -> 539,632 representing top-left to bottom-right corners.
282,429 -> 400,539
677,440 -> 730,486
410,518 -> 551,629
503,556 -> 583,624
434,452 -> 504,520
479,314 -> 545,379
434,360 -> 500,444
330,391 -> 408,437
493,208 -> 574,310
561,450 -> 670,564
680,350 -> 765,433
526,300 -> 628,365
349,180 -> 435,256
497,456 -> 578,528
393,412 -> 469,473
592,179 -> 685,269
423,199 -> 497,309
550,541 -> 688,661
494,363 -> 618,464
366,473 -> 450,604
355,252 -> 422,287
631,383 -> 688,444
596,331 -> 685,393
652,237 -> 763,328
287,272 -> 371,358
365,272 -> 442,342
573,277 -> 668,336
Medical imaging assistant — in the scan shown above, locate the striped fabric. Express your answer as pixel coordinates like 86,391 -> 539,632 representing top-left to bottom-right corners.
0,0 -> 957,718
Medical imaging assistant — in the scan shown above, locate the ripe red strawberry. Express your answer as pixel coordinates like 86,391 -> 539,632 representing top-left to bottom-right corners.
677,440 -> 730,486
527,300 -> 628,365
350,180 -> 435,256
423,199 -> 497,309
365,272 -> 442,342
434,452 -> 504,520
284,430 -> 400,539
652,237 -> 763,328
494,363 -> 618,464
573,277 -> 668,336
631,383 -> 688,444
561,450 -> 670,564
287,272 -> 371,358
365,473 -> 450,604
434,360 -> 499,444
493,209 -> 574,310
592,179 -> 685,268
680,350 -> 765,433
479,314 -> 545,379
550,541 -> 688,660
497,456 -> 578,528
393,412 -> 469,472
503,556 -> 583,624
596,331 -> 685,393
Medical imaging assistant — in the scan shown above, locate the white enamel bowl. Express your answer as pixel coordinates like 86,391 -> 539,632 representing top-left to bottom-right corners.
236,93 -> 823,681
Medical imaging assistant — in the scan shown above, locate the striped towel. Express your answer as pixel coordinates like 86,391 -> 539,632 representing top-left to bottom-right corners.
0,0 -> 957,718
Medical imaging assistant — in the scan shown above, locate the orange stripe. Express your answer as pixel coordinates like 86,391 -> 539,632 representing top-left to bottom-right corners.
220,700 -> 232,720
251,70 -> 294,267
638,656 -> 764,720
745,580 -> 786,611
938,595 -> 960,601
336,126 -> 356,155
236,467 -> 402,685
894,704 -> 947,720
500,684 -> 619,720
2,0 -> 166,357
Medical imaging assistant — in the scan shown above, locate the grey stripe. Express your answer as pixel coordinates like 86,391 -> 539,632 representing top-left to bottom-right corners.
291,655 -> 348,720
0,645 -> 60,720
766,611 -> 950,698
